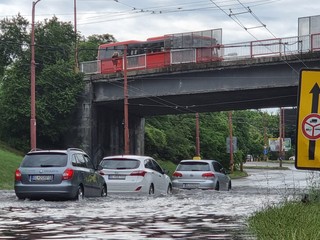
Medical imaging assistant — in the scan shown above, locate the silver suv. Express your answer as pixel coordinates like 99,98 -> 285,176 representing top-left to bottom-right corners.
14,148 -> 107,200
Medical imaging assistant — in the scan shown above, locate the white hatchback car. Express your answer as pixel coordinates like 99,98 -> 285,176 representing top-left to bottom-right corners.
99,155 -> 172,195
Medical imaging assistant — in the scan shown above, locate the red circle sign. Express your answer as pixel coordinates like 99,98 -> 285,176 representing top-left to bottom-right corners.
302,113 -> 320,140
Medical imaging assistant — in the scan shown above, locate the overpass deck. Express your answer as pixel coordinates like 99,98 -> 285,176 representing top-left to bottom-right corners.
80,33 -> 320,116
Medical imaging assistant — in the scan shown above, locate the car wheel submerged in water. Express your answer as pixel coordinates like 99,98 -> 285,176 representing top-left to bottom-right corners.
14,148 -> 107,201
101,184 -> 107,197
215,181 -> 220,191
76,185 -> 84,201
149,184 -> 155,195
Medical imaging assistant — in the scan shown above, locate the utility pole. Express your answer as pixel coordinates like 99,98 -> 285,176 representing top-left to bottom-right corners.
195,113 -> 200,159
228,111 -> 234,173
74,0 -> 79,71
30,0 -> 41,150
279,107 -> 283,167
264,126 -> 268,161
123,45 -> 129,155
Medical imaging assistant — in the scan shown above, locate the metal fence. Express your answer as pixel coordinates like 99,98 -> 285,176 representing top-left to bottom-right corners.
80,60 -> 101,74
127,54 -> 146,69
171,49 -> 196,64
80,33 -> 320,74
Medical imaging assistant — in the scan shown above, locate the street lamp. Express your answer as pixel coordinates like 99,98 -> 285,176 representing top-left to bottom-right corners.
30,0 -> 41,150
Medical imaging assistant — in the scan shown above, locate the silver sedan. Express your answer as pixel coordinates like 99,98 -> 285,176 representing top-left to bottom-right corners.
172,159 -> 231,191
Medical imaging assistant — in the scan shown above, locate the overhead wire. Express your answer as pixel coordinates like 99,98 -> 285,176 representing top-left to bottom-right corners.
208,0 -> 308,74
0,0 -> 301,114
235,0 -> 309,69
74,0 -> 277,25
105,79 -> 197,114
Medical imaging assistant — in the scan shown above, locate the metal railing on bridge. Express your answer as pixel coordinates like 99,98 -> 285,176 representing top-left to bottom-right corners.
80,33 -> 320,74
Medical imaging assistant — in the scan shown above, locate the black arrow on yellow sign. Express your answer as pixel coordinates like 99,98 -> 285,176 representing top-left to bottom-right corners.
309,83 -> 320,160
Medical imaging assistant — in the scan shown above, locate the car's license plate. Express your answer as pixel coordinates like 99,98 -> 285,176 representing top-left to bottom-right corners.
183,183 -> 199,188
108,174 -> 126,180
30,175 -> 53,181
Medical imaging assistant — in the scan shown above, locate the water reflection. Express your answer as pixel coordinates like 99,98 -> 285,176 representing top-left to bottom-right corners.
2,164 -> 310,240
1,213 -> 253,239
0,189 -> 261,239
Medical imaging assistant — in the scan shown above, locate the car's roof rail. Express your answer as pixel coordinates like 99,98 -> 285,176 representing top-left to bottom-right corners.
67,148 -> 85,153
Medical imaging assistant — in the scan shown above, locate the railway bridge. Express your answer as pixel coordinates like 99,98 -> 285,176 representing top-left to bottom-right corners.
76,34 -> 320,162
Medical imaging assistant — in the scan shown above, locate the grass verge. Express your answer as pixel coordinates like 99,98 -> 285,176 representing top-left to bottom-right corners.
0,145 -> 23,190
243,165 -> 290,170
248,201 -> 320,240
230,170 -> 248,179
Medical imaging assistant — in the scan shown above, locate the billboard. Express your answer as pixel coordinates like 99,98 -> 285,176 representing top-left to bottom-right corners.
226,137 -> 237,153
268,138 -> 291,152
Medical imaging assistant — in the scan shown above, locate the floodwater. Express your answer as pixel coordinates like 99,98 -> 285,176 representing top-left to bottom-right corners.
0,162 -> 317,240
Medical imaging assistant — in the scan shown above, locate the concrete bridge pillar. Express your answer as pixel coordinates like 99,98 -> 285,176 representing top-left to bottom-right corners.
93,107 -> 145,162
75,78 -> 145,164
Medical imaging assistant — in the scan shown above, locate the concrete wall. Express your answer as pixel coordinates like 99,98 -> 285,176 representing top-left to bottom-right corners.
75,78 -> 145,162
92,107 -> 145,163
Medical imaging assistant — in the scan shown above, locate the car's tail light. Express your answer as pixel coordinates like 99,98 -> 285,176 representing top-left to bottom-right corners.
172,172 -> 183,177
15,169 -> 22,181
62,168 -> 74,180
99,170 -> 105,176
130,170 -> 147,177
202,172 -> 215,178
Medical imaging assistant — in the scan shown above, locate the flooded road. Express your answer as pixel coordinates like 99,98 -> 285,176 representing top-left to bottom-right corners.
0,162 -> 317,239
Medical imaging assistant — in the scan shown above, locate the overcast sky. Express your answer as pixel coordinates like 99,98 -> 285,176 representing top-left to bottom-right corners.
1,0 -> 320,44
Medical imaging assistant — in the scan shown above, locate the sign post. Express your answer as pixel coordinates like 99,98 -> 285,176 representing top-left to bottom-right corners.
296,69 -> 320,170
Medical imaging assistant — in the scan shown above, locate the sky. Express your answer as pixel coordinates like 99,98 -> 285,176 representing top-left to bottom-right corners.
1,0 -> 320,44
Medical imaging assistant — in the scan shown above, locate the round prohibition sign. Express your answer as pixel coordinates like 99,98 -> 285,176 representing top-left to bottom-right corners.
302,113 -> 320,140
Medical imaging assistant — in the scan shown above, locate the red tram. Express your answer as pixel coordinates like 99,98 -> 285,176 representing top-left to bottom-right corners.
97,29 -> 223,74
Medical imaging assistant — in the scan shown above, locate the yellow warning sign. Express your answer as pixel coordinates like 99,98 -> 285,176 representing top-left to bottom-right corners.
296,69 -> 320,170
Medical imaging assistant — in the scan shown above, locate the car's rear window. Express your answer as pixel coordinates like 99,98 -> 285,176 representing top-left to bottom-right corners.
21,153 -> 68,167
177,162 -> 210,171
100,159 -> 140,169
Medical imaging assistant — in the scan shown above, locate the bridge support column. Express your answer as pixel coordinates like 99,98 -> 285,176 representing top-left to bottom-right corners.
93,106 -> 145,162
74,79 -> 145,163
77,79 -> 95,160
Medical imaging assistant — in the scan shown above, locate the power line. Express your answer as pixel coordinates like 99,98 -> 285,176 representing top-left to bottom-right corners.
209,0 -> 308,73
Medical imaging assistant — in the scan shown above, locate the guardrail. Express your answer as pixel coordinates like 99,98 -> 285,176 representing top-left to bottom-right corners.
80,33 -> 320,74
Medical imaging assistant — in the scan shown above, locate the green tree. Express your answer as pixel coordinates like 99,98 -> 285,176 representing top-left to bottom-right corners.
0,14 -> 29,76
78,34 -> 116,62
200,112 -> 229,167
145,115 -> 195,163
144,110 -> 279,168
0,15 -> 84,151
